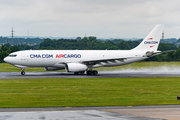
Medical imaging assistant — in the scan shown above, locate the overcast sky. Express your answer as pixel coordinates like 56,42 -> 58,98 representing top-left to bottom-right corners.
0,0 -> 180,39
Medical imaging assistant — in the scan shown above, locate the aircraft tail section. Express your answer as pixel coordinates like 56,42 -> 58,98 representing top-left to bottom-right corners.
133,24 -> 164,51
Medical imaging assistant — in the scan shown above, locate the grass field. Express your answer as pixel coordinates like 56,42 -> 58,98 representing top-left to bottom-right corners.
0,77 -> 180,108
0,62 -> 180,108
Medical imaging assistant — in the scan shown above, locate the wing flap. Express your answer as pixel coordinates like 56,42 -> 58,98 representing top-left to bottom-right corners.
82,57 -> 127,65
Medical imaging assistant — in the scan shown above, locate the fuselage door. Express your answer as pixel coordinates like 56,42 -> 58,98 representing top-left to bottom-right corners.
21,53 -> 26,60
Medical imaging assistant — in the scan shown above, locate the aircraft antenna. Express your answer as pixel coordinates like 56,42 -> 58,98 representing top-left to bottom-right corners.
11,27 -> 14,45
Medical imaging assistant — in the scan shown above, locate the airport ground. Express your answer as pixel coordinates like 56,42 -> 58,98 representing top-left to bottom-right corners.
1,105 -> 180,120
1,61 -> 180,72
1,62 -> 180,120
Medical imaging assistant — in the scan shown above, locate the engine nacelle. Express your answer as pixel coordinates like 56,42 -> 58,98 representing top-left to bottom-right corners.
44,67 -> 64,71
65,63 -> 88,72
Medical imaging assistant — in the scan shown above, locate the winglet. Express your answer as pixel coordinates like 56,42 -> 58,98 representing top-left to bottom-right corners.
132,24 -> 164,51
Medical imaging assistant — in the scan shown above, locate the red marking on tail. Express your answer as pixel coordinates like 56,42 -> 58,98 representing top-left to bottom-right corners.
148,38 -> 153,40
150,45 -> 155,48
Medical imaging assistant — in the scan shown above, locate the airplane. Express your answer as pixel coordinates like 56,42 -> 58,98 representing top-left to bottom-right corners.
4,24 -> 164,75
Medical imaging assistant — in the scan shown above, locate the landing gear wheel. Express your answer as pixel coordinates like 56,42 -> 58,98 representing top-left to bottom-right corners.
21,68 -> 25,75
87,70 -> 98,75
21,71 -> 25,75
93,70 -> 98,75
87,71 -> 92,75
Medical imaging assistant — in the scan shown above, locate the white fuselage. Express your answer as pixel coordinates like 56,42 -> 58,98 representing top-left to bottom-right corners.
4,50 -> 148,69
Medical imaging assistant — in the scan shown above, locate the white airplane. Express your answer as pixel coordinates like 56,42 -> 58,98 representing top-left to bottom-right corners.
4,24 -> 164,75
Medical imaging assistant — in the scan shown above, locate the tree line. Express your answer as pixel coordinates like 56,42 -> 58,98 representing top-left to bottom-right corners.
39,37 -> 140,50
0,37 -> 44,45
0,36 -> 180,62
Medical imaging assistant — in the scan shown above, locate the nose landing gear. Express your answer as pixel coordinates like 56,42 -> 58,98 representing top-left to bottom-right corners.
21,68 -> 25,75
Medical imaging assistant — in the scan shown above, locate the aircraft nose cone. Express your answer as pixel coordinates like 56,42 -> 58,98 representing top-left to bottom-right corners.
3,57 -> 11,64
3,57 -> 7,62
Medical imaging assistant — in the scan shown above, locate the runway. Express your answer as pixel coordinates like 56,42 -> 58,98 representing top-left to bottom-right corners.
1,68 -> 180,79
1,105 -> 180,120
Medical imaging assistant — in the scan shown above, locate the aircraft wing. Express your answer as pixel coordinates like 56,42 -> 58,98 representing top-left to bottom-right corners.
81,57 -> 128,65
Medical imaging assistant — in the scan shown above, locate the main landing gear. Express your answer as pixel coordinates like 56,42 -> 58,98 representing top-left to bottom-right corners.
21,68 -> 25,75
86,70 -> 98,75
73,70 -> 98,75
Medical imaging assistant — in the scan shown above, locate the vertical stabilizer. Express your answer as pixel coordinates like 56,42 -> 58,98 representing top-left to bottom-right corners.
133,24 -> 164,51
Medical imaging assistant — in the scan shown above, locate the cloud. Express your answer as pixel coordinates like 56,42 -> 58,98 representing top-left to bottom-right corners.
0,0 -> 180,38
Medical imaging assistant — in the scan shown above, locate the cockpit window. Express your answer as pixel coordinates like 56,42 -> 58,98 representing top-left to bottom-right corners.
8,55 -> 17,57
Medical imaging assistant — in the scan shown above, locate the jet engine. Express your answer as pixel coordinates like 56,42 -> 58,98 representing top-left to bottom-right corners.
65,63 -> 88,72
44,67 -> 64,71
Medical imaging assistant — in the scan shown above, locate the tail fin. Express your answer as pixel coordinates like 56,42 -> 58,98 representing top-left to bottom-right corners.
133,24 -> 164,51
